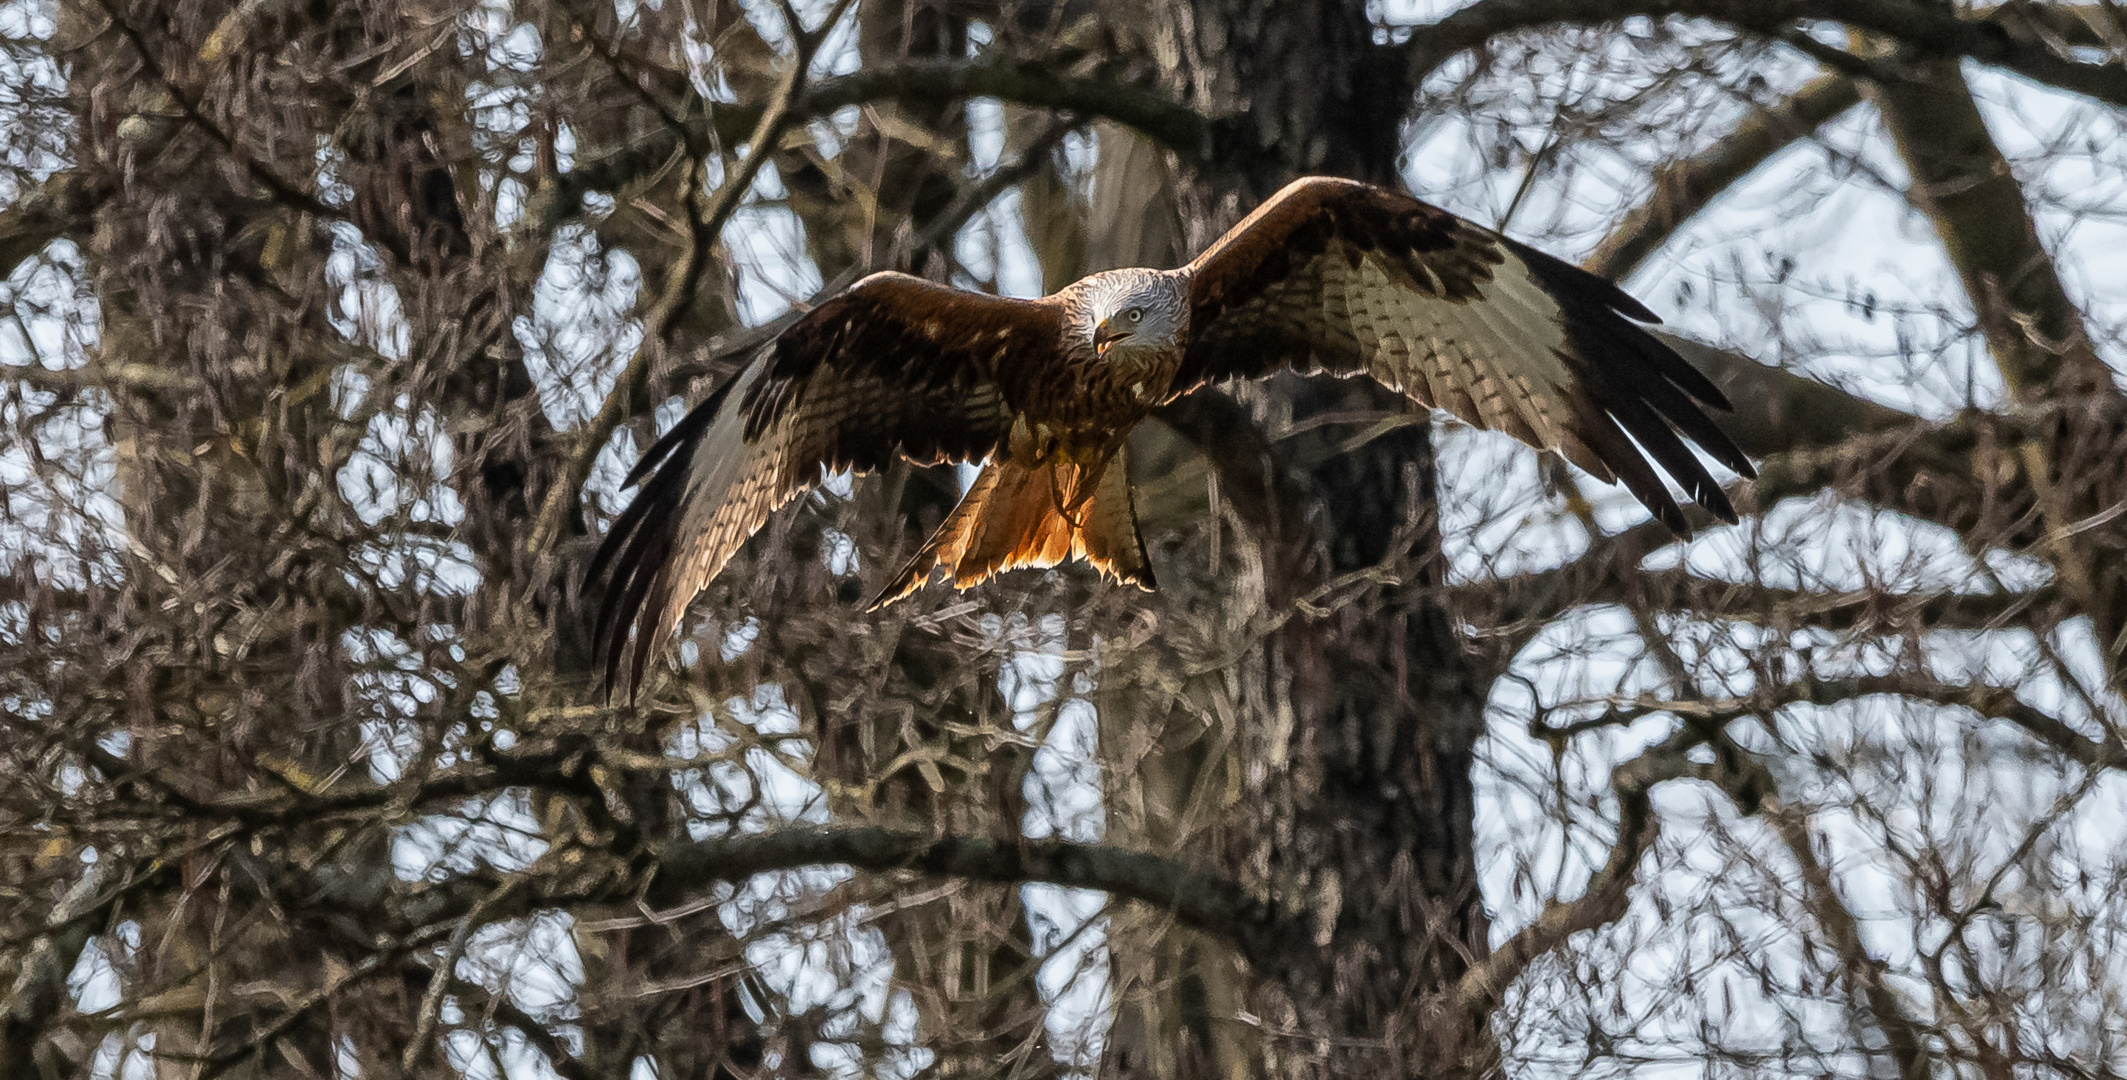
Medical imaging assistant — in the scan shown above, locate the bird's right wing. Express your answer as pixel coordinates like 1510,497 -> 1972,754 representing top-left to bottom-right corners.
588,272 -> 1057,699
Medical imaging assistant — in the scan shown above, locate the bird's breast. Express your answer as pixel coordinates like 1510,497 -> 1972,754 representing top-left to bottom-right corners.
1009,347 -> 1182,465
1078,348 -> 1184,415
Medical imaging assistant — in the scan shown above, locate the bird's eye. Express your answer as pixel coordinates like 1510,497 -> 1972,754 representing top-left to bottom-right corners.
1127,308 -> 1143,322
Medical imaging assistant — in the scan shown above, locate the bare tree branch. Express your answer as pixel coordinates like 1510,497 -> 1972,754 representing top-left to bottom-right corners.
1403,0 -> 2127,109
0,170 -> 112,281
3,359 -> 207,396
1783,675 -> 2125,773
1871,60 -> 2111,401
644,827 -> 1284,957
1466,553 -> 2053,642
1586,74 -> 1863,281
1870,43 -> 2126,686
1454,735 -> 1703,1013
1653,332 -> 1919,460
1730,760 -> 1937,1080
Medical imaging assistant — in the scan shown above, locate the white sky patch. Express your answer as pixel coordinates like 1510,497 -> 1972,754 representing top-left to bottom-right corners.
394,788 -> 551,882
326,223 -> 410,362
967,96 -> 1007,172
84,1024 -> 156,1080
458,0 -> 542,73
721,615 -> 763,662
732,0 -> 863,78
516,227 -> 645,429
1376,0 -> 1481,24
1437,423 -> 1588,582
0,6 -> 66,183
1027,884 -> 1113,1067
333,396 -> 484,595
0,242 -> 118,586
954,187 -> 1046,299
337,394 -> 466,527
821,527 -> 860,576
354,535 -> 481,597
0,0 -> 58,45
344,625 -> 550,888
981,612 -> 1114,1066
808,105 -> 863,161
66,919 -> 135,1015
724,162 -> 826,326
669,684 -> 828,839
671,6 -> 742,105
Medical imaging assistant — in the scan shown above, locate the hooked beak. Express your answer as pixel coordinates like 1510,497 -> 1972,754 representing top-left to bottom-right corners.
1093,315 -> 1133,355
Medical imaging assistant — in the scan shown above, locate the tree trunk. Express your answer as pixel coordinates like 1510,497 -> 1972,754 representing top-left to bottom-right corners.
1095,1 -> 1495,1075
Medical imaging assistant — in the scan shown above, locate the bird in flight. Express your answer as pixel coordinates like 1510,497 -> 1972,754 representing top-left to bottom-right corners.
589,176 -> 1755,697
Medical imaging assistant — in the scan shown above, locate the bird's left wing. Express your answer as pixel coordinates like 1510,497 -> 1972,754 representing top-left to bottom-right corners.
588,272 -> 1057,698
1173,176 -> 1754,533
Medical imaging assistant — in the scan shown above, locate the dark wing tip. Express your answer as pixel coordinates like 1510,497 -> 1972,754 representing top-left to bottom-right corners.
1507,242 -> 1756,526
589,407 -> 721,703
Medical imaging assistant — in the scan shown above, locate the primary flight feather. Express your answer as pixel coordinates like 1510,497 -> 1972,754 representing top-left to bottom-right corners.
588,177 -> 1757,697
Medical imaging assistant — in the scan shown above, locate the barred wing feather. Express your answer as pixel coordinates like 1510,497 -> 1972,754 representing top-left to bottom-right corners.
1176,177 -> 1755,532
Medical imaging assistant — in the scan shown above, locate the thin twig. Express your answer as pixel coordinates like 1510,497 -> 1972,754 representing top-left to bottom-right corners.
403,877 -> 525,1071
1585,72 -> 1862,281
1454,732 -> 1704,1013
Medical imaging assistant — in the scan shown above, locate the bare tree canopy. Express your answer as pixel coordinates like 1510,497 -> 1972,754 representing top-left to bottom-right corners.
2,1 -> 2125,1078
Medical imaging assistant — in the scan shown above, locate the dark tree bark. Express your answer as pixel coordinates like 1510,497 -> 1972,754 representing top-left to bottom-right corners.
1090,3 -> 1495,1074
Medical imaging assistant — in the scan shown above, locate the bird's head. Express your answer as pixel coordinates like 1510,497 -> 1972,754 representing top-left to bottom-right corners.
1083,269 -> 1187,359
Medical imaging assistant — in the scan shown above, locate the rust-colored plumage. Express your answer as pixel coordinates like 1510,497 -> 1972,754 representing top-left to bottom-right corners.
589,177 -> 1756,698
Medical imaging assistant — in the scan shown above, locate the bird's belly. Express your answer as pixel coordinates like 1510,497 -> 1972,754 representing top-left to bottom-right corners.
1008,415 -> 1130,466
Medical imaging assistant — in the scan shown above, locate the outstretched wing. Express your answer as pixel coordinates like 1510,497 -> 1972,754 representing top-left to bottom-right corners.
588,272 -> 1058,699
1174,176 -> 1754,532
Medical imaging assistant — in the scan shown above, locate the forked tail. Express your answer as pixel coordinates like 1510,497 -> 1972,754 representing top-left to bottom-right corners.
869,447 -> 1155,609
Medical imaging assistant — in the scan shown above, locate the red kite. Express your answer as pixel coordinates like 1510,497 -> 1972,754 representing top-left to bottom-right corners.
590,177 -> 1754,696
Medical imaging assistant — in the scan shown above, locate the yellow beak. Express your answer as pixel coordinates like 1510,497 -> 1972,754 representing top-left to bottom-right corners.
1093,315 -> 1133,354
